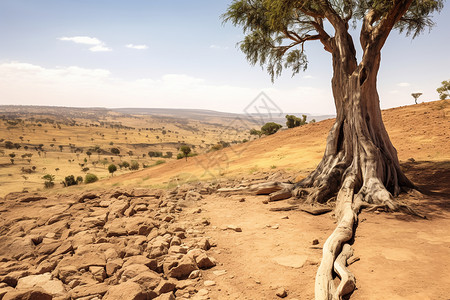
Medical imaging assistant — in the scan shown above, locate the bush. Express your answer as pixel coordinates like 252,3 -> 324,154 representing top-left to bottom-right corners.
108,164 -> 117,175
154,160 -> 165,166
261,122 -> 282,135
63,175 -> 77,187
121,161 -> 130,169
85,173 -> 98,184
130,161 -> 139,170
285,114 -> 307,128
76,176 -> 83,184
111,148 -> 120,155
42,174 -> 55,189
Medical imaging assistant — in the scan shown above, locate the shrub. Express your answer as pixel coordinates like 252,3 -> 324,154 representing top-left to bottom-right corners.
261,122 -> 282,135
108,164 -> 117,175
154,160 -> 165,166
130,161 -> 139,170
85,173 -> 98,184
111,148 -> 120,155
63,175 -> 77,187
76,176 -> 83,184
42,174 -> 55,188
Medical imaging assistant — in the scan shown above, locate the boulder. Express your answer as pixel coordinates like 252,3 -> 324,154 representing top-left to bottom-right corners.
119,264 -> 150,282
166,256 -> 198,280
103,281 -> 147,300
195,253 -> 216,269
16,273 -> 66,297
69,283 -> 108,299
3,288 -> 52,300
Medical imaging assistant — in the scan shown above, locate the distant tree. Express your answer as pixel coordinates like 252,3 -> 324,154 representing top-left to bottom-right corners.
14,143 -> 21,150
261,122 -> 282,135
148,151 -> 156,160
86,151 -> 92,159
179,145 -> 191,161
127,151 -> 133,157
121,161 -> 130,169
437,80 -> 450,100
63,175 -> 77,187
411,92 -> 422,104
76,176 -> 83,184
130,161 -> 139,170
111,147 -> 120,155
85,173 -> 98,184
165,151 -> 173,159
5,141 -> 14,149
285,114 -> 307,128
42,174 -> 55,188
108,164 -> 117,176
82,167 -> 90,172
249,128 -> 262,137
59,145 -> 63,152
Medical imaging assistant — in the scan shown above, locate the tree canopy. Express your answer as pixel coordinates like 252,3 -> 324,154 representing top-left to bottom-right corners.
223,0 -> 443,81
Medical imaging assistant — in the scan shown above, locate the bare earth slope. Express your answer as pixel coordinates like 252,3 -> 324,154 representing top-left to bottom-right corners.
0,100 -> 449,299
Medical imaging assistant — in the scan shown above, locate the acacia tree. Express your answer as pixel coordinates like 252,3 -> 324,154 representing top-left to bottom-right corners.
224,1 -> 443,299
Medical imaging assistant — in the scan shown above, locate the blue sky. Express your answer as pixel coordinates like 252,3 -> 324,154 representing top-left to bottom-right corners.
0,0 -> 448,115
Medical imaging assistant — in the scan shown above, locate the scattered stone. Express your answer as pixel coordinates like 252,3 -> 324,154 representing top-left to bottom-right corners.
154,280 -> 176,295
239,198 -> 245,202
188,270 -> 201,279
154,292 -> 176,300
281,216 -> 289,219
213,270 -> 227,276
203,280 -> 216,287
271,224 -> 279,229
167,256 -> 198,280
276,287 -> 287,298
16,273 -> 66,297
195,253 -> 216,269
273,255 -> 308,269
226,225 -> 242,232
312,239 -> 319,245
69,283 -> 109,299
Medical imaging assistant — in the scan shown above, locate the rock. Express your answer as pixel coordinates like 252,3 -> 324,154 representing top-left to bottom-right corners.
197,237 -> 211,250
154,292 -> 175,300
103,281 -> 147,300
203,280 -> 216,287
276,287 -> 287,298
281,216 -> 289,219
0,286 -> 14,299
166,256 -> 198,280
273,255 -> 308,268
57,251 -> 106,270
3,288 -> 52,300
89,266 -> 106,282
105,219 -> 128,237
154,280 -> 176,295
106,259 -> 123,276
52,240 -> 73,256
122,255 -> 152,269
69,283 -> 108,299
16,273 -> 66,297
271,224 -> 279,229
188,270 -> 201,279
37,241 -> 61,255
79,193 -> 98,203
312,239 -> 319,245
195,253 -> 216,269
57,266 -> 78,284
130,271 -> 161,292
119,264 -> 150,282
226,225 -> 242,232
213,270 -> 227,276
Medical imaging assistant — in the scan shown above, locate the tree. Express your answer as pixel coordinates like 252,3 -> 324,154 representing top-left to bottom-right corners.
111,147 -> 120,155
42,174 -> 55,188
249,128 -> 262,137
437,80 -> 450,100
411,92 -> 422,104
130,161 -> 139,170
224,1 -> 443,298
179,145 -> 191,161
286,114 -> 307,128
108,164 -> 117,176
261,122 -> 282,135
85,173 -> 98,184
86,151 -> 92,159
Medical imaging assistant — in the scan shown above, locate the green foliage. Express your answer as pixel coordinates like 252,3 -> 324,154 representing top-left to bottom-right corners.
108,164 -> 117,175
42,174 -> 55,188
249,128 -> 262,136
4,141 -> 14,149
165,151 -> 173,158
85,173 -> 98,184
437,80 -> 450,100
223,0 -> 444,81
76,176 -> 83,184
179,145 -> 191,161
261,122 -> 282,135
120,161 -> 130,169
110,147 -> 120,155
130,161 -> 139,170
285,114 -> 307,128
63,175 -> 77,187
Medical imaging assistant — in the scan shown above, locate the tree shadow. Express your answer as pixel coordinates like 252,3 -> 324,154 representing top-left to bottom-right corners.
399,160 -> 450,218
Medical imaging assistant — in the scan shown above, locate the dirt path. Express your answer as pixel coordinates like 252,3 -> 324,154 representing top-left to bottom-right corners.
182,188 -> 450,299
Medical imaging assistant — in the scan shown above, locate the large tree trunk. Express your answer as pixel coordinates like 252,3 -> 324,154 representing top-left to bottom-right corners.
294,31 -> 415,300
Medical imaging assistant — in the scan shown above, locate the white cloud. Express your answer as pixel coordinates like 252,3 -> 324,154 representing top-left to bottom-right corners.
209,44 -> 229,50
126,44 -> 148,50
59,36 -> 112,52
397,82 -> 410,87
89,45 -> 112,52
302,75 -> 315,79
